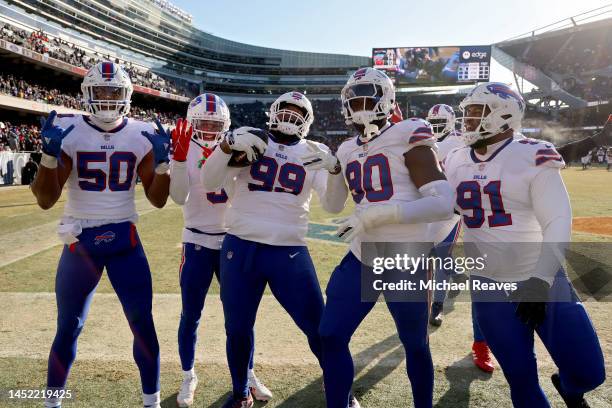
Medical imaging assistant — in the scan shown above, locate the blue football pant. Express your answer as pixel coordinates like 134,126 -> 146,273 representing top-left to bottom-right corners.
178,242 -> 255,371
472,273 -> 605,407
319,251 -> 433,408
220,234 -> 324,398
431,223 -> 485,342
47,222 -> 160,394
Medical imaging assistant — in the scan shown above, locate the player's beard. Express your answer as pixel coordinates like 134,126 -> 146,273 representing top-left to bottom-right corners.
270,129 -> 300,145
471,138 -> 490,150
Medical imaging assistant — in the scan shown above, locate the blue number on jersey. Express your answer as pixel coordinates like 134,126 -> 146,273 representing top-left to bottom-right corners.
346,153 -> 394,204
77,151 -> 137,192
206,189 -> 229,204
457,180 -> 512,228
248,156 -> 305,195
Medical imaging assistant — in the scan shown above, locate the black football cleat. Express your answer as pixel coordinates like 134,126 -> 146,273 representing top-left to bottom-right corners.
552,373 -> 590,408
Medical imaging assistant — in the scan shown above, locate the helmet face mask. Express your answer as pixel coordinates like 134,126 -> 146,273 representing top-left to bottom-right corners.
187,93 -> 231,147
81,62 -> 133,123
268,92 -> 313,139
191,119 -> 226,143
341,68 -> 395,141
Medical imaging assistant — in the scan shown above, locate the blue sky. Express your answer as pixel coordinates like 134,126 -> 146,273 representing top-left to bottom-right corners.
171,0 -> 608,56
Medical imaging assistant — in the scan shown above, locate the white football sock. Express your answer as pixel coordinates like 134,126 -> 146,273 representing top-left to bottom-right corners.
143,391 -> 160,406
183,368 -> 196,379
248,368 -> 256,380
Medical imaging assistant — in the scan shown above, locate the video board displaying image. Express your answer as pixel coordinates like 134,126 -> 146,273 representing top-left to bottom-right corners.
372,45 -> 491,85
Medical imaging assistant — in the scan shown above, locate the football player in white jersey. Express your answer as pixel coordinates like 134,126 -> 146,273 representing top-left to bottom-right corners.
168,93 -> 271,407
305,67 -> 454,408
426,103 -> 494,372
202,92 -> 350,408
444,82 -> 605,407
31,62 -> 171,408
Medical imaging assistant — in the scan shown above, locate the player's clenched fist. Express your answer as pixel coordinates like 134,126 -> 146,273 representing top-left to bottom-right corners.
171,118 -> 192,162
39,110 -> 75,158
221,126 -> 268,162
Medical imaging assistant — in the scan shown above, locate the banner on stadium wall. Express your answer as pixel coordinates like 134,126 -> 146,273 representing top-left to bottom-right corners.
0,39 -> 189,103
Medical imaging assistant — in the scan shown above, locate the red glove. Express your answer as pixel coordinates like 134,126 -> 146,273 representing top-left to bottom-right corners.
171,118 -> 192,162
390,103 -> 403,124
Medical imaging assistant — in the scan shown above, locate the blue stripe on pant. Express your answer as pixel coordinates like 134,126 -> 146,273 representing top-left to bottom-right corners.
178,243 -> 255,371
319,251 -> 433,408
220,234 -> 324,398
47,222 -> 160,394
471,272 -> 605,407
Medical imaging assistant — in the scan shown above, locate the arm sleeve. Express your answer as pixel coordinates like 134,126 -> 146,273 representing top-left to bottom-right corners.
530,167 -> 572,285
169,160 -> 189,205
200,148 -> 232,191
316,170 -> 348,214
398,179 -> 455,224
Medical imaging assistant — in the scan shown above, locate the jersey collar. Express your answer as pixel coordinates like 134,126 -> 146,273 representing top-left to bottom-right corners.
356,123 -> 394,146
83,116 -> 129,133
470,136 -> 513,163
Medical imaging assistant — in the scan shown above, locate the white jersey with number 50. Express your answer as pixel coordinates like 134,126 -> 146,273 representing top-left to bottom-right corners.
58,114 -> 153,221
335,118 -> 437,261
224,137 -> 329,246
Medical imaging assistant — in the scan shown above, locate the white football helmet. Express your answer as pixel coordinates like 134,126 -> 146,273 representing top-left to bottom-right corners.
459,82 -> 525,146
267,91 -> 314,139
81,62 -> 133,123
187,93 -> 231,146
341,67 -> 395,141
426,104 -> 456,139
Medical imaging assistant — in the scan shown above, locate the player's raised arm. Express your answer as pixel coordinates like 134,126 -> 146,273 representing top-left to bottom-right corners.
301,140 -> 347,214
200,126 -> 267,191
31,110 -> 74,209
139,118 -> 171,208
169,118 -> 192,205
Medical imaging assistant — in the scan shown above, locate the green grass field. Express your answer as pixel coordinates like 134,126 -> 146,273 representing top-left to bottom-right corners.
0,167 -> 610,407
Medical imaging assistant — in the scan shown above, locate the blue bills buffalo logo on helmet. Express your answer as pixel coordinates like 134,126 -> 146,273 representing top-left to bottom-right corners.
94,231 -> 116,245
486,83 -> 524,112
353,68 -> 368,80
189,95 -> 203,108
291,92 -> 303,100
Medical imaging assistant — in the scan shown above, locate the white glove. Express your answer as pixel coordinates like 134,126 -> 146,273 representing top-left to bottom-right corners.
225,126 -> 268,162
334,204 -> 401,242
301,140 -> 340,173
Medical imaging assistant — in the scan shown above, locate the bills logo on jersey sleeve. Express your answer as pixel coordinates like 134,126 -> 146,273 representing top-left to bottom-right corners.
534,148 -> 564,166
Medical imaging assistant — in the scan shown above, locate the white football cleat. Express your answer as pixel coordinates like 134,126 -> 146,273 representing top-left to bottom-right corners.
248,374 -> 273,401
177,374 -> 199,407
349,393 -> 361,408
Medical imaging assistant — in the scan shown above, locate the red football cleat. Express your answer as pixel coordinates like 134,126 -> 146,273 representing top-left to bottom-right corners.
472,341 -> 494,373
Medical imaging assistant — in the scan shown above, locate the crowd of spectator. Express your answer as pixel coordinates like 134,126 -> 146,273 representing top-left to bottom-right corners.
0,23 -> 190,97
501,23 -> 612,101
0,122 -> 41,153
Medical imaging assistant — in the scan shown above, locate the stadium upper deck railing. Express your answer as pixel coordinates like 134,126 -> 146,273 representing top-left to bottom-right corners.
500,3 -> 612,43
0,39 -> 190,103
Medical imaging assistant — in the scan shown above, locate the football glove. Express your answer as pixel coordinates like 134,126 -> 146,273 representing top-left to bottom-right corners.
39,110 -> 74,158
509,277 -> 550,328
301,140 -> 340,173
142,118 -> 171,164
171,118 -> 192,162
334,204 -> 401,242
224,126 -> 268,162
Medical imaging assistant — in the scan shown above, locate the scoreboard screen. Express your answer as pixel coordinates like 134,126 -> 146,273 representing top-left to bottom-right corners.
372,46 -> 491,85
